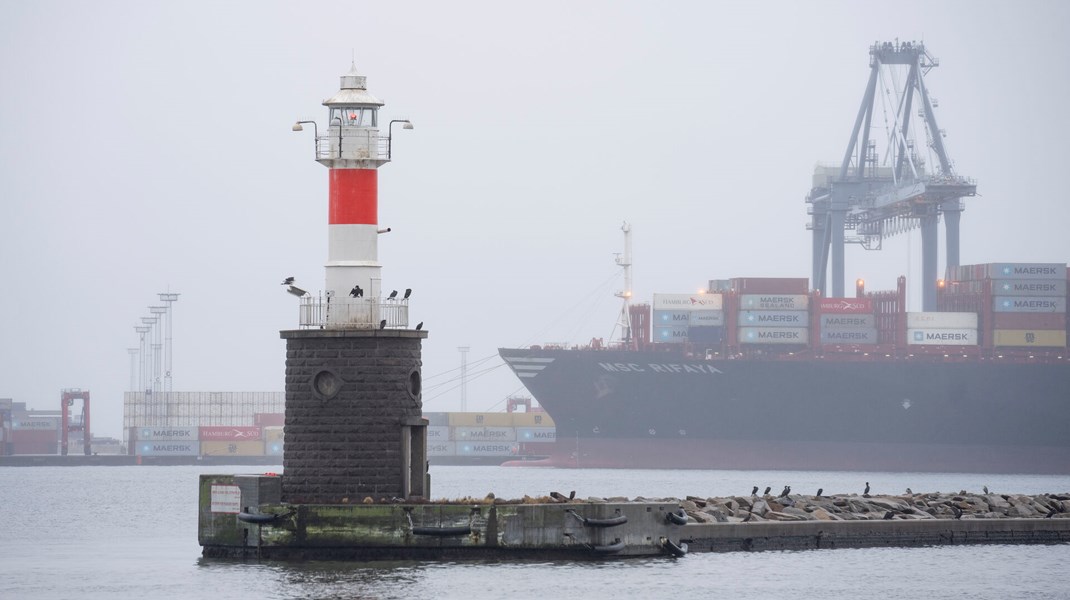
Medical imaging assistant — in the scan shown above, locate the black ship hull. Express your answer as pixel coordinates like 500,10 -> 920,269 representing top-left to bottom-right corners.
499,348 -> 1070,473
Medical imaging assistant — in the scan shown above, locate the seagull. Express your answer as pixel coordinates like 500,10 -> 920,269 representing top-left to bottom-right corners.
751,486 -> 759,496
415,322 -> 423,331
281,276 -> 294,285
350,285 -> 363,298
816,488 -> 823,497
403,288 -> 412,299
763,486 -> 771,496
863,482 -> 871,497
388,290 -> 398,299
379,319 -> 387,330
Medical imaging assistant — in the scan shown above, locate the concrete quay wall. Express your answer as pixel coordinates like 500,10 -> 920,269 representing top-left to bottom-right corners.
682,518 -> 1070,553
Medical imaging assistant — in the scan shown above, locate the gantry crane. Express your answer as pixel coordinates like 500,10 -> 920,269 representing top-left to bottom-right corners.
807,41 -> 977,310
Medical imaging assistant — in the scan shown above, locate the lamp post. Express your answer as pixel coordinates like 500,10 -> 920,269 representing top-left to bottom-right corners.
158,293 -> 180,394
292,121 -> 319,158
388,119 -> 414,160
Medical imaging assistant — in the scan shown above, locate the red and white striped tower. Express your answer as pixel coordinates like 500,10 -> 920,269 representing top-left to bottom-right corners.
296,63 -> 411,328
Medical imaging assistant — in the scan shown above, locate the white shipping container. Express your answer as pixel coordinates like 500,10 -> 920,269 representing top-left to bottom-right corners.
739,310 -> 808,326
426,426 -> 451,441
137,426 -> 199,441
689,311 -> 725,326
653,293 -> 723,311
739,327 -> 809,344
456,442 -> 516,457
906,312 -> 978,329
653,310 -> 691,325
819,327 -> 878,344
994,279 -> 1068,297
427,441 -> 456,456
908,328 -> 978,346
452,426 -> 516,442
993,297 -> 1066,313
654,325 -> 690,343
516,427 -> 557,442
820,314 -> 875,329
986,263 -> 1067,280
740,294 -> 810,310
137,441 -> 200,456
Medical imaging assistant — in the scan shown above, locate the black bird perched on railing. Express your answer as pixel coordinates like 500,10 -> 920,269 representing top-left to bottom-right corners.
403,288 -> 412,299
415,322 -> 423,331
751,486 -> 759,496
388,290 -> 398,299
350,285 -> 363,298
379,319 -> 387,330
282,276 -> 294,285
763,486 -> 771,496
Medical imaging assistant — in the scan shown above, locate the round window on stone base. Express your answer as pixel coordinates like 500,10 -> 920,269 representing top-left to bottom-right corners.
312,369 -> 343,400
407,369 -> 422,402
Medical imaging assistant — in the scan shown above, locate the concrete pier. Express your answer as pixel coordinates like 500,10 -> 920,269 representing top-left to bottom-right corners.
198,474 -> 1070,560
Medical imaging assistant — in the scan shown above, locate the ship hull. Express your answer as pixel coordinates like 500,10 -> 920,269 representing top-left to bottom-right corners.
499,348 -> 1070,474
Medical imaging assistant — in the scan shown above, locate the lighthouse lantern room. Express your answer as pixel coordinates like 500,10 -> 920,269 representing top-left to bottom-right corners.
293,62 -> 412,329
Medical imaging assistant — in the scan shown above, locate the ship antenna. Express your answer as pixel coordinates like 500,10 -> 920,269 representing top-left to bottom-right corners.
612,221 -> 633,349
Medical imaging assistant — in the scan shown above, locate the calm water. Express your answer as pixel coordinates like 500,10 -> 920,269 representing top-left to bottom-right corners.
2,465 -> 1069,599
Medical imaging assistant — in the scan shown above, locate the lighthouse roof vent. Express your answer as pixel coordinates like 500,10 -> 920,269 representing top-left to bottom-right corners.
323,62 -> 385,107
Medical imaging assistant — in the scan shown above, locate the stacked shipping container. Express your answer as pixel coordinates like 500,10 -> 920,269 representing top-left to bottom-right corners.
946,262 -> 1068,348
735,278 -> 810,345
425,411 -> 556,462
817,297 -> 877,345
651,293 -> 725,347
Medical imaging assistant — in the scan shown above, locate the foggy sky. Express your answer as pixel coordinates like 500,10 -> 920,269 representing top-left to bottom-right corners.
2,1 -> 1068,438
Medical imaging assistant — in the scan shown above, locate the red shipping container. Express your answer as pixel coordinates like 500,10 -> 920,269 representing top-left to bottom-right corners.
818,297 -> 873,314
731,278 -> 809,294
198,426 -> 262,441
990,313 -> 1067,330
10,429 -> 60,444
254,413 -> 286,427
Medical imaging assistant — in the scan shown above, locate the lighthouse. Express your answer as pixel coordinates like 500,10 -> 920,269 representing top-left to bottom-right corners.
293,62 -> 412,328
283,64 -> 428,504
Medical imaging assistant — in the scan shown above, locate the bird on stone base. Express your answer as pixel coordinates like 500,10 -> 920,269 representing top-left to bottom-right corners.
751,486 -> 759,496
906,487 -> 913,495
763,486 -> 771,496
883,511 -> 895,520
778,485 -> 791,498
863,482 -> 871,497
816,488 -> 823,497
415,322 -> 423,331
983,485 -> 989,494
743,511 -> 753,522
951,506 -> 963,520
379,319 -> 387,330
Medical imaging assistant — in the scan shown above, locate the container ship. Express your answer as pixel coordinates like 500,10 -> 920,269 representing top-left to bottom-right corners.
499,264 -> 1070,474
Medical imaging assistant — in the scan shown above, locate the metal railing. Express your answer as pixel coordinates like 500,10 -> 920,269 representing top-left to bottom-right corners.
298,296 -> 409,329
311,134 -> 392,162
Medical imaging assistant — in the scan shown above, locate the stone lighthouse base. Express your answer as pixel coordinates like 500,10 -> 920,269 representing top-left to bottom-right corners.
279,328 -> 429,504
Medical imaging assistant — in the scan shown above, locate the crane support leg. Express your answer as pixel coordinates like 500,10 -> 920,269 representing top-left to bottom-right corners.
944,208 -> 961,272
921,215 -> 939,311
831,209 -> 846,298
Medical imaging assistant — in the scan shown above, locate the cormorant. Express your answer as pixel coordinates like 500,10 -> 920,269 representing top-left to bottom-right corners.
751,486 -> 759,496
883,511 -> 894,520
388,290 -> 398,299
952,506 -> 963,520
282,276 -> 294,285
864,482 -> 871,497
743,511 -> 753,522
778,486 -> 790,498
350,285 -> 363,298
379,319 -> 387,330
816,488 -> 823,497
415,322 -> 423,331
763,486 -> 771,495
983,486 -> 989,494
906,487 -> 913,495
403,288 -> 412,299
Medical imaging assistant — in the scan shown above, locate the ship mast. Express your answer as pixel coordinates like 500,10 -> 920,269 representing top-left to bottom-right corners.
612,221 -> 634,349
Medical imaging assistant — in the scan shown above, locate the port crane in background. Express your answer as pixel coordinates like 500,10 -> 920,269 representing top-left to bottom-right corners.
807,41 -> 977,310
